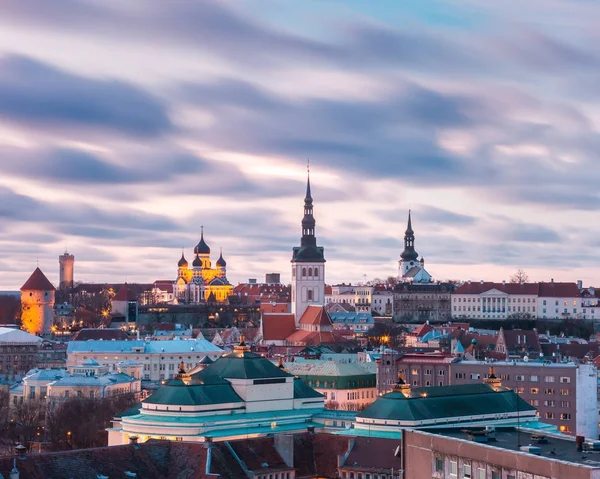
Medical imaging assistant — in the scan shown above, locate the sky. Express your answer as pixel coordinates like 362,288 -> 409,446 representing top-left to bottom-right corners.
1,0 -> 600,290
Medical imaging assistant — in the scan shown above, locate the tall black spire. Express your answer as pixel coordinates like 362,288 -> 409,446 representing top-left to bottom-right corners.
301,171 -> 316,247
400,210 -> 418,261
292,167 -> 325,263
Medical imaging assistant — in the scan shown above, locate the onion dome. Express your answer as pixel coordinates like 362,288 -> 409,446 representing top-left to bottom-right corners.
216,248 -> 226,267
177,252 -> 188,267
194,226 -> 210,255
192,254 -> 202,268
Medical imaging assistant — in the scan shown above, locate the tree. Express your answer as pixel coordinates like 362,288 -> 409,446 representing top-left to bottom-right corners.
10,400 -> 46,449
510,269 -> 529,284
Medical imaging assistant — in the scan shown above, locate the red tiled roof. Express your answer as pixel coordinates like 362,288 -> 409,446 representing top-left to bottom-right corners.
228,437 -> 288,473
153,280 -> 174,293
262,314 -> 297,341
411,323 -> 434,337
299,306 -> 333,327
70,328 -> 129,341
114,284 -> 137,301
260,302 -> 290,313
233,283 -> 291,302
453,282 -> 538,295
538,281 -> 581,298
345,436 -> 402,471
500,328 -> 541,353
292,432 -> 349,478
20,267 -> 55,291
540,342 -> 599,360
286,329 -> 347,345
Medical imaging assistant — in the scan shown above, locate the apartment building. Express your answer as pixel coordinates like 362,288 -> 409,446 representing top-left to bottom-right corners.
377,353 -> 597,437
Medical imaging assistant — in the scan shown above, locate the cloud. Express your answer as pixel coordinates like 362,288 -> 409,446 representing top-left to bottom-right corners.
0,55 -> 171,137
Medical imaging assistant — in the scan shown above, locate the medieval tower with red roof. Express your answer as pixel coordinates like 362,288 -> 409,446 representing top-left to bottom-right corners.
291,171 -> 326,323
20,267 -> 55,336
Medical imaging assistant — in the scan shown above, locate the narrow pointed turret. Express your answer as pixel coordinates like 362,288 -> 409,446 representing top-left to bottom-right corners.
400,210 -> 418,262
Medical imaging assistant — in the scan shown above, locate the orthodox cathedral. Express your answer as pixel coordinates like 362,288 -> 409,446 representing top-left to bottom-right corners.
398,211 -> 432,283
173,228 -> 233,303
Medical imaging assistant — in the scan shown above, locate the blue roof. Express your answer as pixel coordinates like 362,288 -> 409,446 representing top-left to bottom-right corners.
67,339 -> 223,354
328,312 -> 374,325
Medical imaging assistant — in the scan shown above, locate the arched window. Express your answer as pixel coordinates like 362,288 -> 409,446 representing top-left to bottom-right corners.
308,267 -> 313,277
307,289 -> 313,301
314,268 -> 319,279
302,267 -> 307,277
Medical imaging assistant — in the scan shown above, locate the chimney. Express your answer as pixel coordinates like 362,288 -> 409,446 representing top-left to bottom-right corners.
129,435 -> 139,445
551,278 -> 554,284
307,426 -> 315,434
274,434 -> 294,468
576,435 -> 584,452
203,436 -> 213,449
502,280 -> 506,286
577,280 -> 583,290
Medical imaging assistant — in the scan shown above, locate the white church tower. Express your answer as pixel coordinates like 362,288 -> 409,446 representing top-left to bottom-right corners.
291,171 -> 325,324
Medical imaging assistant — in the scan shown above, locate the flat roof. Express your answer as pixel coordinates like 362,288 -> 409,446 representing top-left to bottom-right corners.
435,428 -> 600,468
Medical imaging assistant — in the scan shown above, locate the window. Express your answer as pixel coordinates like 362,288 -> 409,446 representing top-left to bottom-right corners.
411,369 -> 419,376
491,472 -> 500,479
530,399 -> 539,407
90,391 -> 95,399
435,458 -> 443,473
307,289 -> 313,301
515,375 -> 524,381
449,460 -> 457,476
560,400 -> 570,408
544,400 -> 555,407
477,469 -> 485,479
463,464 -> 471,478
29,387 -> 35,400
530,375 -> 538,382
438,370 -> 445,376
560,388 -> 570,396
470,373 -> 480,380
545,412 -> 554,419
544,388 -> 555,395
456,373 -> 465,379
530,388 -> 539,394
425,369 -> 432,376
501,374 -> 510,381
560,413 -> 571,420
544,376 -> 555,383
516,387 -> 525,394
560,377 -> 571,384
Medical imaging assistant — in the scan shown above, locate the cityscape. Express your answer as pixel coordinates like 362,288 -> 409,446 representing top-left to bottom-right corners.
1,2 -> 600,479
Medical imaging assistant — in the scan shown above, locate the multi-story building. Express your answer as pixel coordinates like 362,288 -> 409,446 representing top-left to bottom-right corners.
372,289 -> 394,315
67,338 -> 223,381
284,360 -> 377,411
393,282 -> 453,321
325,284 -> 374,313
452,280 -> 583,320
0,327 -> 42,375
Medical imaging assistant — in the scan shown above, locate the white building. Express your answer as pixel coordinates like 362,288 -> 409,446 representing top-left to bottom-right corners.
371,289 -> 394,315
67,338 -> 223,381
325,285 -> 374,313
291,173 -> 325,324
452,281 -> 583,320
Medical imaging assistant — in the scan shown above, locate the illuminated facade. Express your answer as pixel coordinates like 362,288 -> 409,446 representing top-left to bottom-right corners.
173,228 -> 233,303
20,267 -> 55,336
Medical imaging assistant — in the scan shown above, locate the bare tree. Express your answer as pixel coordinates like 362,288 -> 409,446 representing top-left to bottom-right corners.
510,269 -> 529,284
10,400 -> 46,449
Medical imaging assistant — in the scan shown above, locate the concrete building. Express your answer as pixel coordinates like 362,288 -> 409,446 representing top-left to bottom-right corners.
20,267 -> 55,336
393,282 -> 453,321
67,338 -> 223,381
0,327 -> 42,375
291,172 -> 326,323
283,360 -> 377,411
58,250 -> 74,290
372,289 -> 394,315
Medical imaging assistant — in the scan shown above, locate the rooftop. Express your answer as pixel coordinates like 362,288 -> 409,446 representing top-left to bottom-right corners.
67,338 -> 223,354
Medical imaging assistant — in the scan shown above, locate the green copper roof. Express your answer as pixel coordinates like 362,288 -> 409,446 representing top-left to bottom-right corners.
358,383 -> 535,422
143,380 -> 243,406
192,350 -> 293,383
293,377 -> 325,399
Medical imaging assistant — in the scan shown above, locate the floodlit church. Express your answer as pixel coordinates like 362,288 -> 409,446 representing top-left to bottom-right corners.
398,211 -> 432,283
173,228 -> 233,303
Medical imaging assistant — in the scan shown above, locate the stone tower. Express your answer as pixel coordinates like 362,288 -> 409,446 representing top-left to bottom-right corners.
20,267 -> 55,336
291,171 -> 325,324
59,250 -> 74,289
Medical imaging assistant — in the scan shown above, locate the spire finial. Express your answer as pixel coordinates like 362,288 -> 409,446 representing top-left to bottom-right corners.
305,161 -> 312,200
201,225 -> 204,237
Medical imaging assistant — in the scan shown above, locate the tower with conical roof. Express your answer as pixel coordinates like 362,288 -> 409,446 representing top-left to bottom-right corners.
291,168 -> 325,323
20,267 -> 55,336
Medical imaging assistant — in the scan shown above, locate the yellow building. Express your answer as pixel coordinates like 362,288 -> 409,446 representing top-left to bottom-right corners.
20,267 -> 55,336
173,228 -> 233,303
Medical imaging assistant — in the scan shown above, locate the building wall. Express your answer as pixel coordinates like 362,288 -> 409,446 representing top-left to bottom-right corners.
320,386 -> 377,411
291,263 -> 324,322
393,283 -> 452,321
59,253 -> 74,289
576,364 -> 598,439
21,288 -> 54,335
0,343 -> 38,375
67,350 -> 223,382
404,429 -> 600,479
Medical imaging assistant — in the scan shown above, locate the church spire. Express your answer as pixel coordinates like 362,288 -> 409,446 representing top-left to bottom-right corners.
400,210 -> 418,262
301,168 -> 316,247
406,209 -> 413,235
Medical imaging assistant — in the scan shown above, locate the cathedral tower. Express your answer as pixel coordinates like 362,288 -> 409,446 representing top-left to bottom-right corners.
291,171 -> 325,323
20,267 -> 55,336
399,210 -> 419,276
